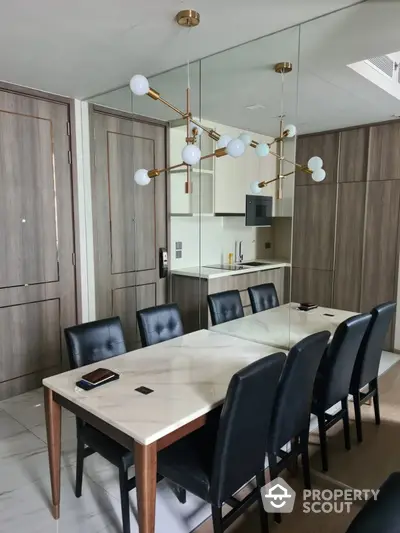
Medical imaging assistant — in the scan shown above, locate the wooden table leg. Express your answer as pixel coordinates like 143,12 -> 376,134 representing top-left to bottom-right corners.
44,387 -> 61,519
135,441 -> 157,533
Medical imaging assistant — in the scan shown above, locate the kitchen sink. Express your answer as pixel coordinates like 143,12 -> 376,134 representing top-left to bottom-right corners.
240,261 -> 270,267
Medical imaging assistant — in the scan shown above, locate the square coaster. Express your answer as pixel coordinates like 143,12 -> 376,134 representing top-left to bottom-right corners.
135,386 -> 154,395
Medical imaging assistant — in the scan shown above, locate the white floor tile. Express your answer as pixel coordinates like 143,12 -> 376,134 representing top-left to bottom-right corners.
0,468 -> 119,533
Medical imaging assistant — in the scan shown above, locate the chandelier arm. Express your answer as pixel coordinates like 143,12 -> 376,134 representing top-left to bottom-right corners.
269,149 -> 312,174
148,91 -> 188,118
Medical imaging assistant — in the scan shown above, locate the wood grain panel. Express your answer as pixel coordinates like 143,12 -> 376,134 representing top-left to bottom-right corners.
108,132 -> 156,274
361,180 -> 400,349
0,112 -> 58,287
339,128 -> 369,183
112,283 -> 156,349
333,183 -> 366,312
295,132 -> 339,185
0,89 -> 77,398
291,268 -> 333,308
292,184 -> 337,270
92,109 -> 167,323
171,275 -> 208,333
368,123 -> 400,181
0,299 -> 61,383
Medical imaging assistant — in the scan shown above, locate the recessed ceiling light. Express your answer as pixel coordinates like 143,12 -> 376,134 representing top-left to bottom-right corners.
246,103 -> 265,111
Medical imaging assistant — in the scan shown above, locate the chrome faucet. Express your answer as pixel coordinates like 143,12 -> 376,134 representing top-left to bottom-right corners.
236,240 -> 243,263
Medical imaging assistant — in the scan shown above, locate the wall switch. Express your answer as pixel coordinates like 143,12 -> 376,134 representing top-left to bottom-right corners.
175,241 -> 182,250
265,242 -> 272,249
175,250 -> 182,259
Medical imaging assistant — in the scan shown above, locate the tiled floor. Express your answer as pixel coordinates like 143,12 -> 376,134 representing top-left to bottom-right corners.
0,388 -> 213,533
0,350 -> 398,533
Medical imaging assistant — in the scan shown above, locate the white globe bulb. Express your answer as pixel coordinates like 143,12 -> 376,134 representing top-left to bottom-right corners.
190,121 -> 203,137
308,156 -> 323,171
130,75 -> 149,96
250,181 -> 262,194
216,134 -> 232,149
312,168 -> 326,182
238,132 -> 252,146
182,144 -> 201,166
255,143 -> 270,157
227,138 -> 246,158
134,169 -> 151,186
285,124 -> 297,138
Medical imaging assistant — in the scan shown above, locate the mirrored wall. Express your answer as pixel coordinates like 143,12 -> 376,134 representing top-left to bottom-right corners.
84,0 -> 400,353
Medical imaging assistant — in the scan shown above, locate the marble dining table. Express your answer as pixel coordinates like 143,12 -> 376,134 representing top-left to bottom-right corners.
42,328 -> 286,533
211,302 -> 358,350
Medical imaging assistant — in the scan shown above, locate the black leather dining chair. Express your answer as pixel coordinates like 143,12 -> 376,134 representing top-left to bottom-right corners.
208,290 -> 244,326
65,317 -> 134,533
345,472 -> 400,533
267,330 -> 330,522
311,314 -> 371,472
350,302 -> 396,443
157,352 -> 286,533
136,303 -> 184,347
248,283 -> 280,313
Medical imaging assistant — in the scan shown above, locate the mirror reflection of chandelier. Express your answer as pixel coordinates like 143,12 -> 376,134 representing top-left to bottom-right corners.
130,9 -> 326,192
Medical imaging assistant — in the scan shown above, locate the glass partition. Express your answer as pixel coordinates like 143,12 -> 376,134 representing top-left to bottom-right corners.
293,1 -> 400,353
199,26 -> 300,346
86,61 -> 203,344
82,0 -> 400,357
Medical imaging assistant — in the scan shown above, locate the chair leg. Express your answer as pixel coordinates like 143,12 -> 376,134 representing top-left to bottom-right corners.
118,467 -> 131,533
353,392 -> 363,443
300,430 -> 311,489
256,471 -> 270,533
211,505 -> 223,533
342,399 -> 351,451
372,380 -> 381,426
317,413 -> 328,472
267,453 -> 281,524
75,437 -> 85,498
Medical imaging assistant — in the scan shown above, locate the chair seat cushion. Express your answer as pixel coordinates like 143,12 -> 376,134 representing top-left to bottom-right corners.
80,424 -> 133,469
157,423 -> 218,502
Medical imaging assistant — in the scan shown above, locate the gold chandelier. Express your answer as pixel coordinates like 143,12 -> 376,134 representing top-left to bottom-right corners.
131,10 -> 326,193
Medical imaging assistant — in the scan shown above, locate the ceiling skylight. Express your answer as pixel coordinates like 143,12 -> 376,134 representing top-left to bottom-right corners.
348,51 -> 400,100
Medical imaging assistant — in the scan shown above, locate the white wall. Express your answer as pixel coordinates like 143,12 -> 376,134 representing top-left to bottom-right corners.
171,216 -> 257,269
74,100 -> 96,322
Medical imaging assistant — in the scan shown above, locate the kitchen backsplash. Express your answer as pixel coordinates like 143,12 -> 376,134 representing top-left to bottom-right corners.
171,216 -> 273,269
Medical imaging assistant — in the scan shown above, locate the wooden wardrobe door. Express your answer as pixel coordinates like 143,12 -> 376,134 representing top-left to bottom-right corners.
333,183 -> 366,312
295,132 -> 339,186
368,123 -> 400,181
360,180 -> 400,348
0,90 -> 76,399
91,108 -> 168,350
292,184 -> 337,271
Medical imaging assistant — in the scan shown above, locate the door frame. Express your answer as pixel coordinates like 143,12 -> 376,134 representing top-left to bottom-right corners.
0,81 -> 81,322
88,103 -> 171,310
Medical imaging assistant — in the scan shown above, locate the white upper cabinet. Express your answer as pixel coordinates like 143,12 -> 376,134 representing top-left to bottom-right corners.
169,118 -> 283,216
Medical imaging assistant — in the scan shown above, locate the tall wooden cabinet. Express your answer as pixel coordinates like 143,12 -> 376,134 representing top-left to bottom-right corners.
292,122 -> 400,349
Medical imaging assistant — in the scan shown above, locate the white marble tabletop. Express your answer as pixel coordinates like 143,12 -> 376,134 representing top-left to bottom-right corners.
43,330 -> 284,445
211,302 -> 358,350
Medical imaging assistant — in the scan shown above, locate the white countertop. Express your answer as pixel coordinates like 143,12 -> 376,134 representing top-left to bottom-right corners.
171,259 -> 290,279
43,330 -> 284,445
211,302 -> 358,350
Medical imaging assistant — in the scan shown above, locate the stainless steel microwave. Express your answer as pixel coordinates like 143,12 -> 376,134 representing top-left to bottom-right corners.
245,195 -> 273,226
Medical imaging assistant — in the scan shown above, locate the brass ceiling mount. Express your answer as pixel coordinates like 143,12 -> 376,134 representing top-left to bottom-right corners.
274,62 -> 293,74
176,9 -> 200,27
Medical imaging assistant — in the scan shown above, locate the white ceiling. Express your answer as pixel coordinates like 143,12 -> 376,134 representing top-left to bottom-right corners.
94,1 -> 400,135
0,0 -> 360,99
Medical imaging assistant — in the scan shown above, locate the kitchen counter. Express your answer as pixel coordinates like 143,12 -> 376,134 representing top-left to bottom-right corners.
171,259 -> 290,279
